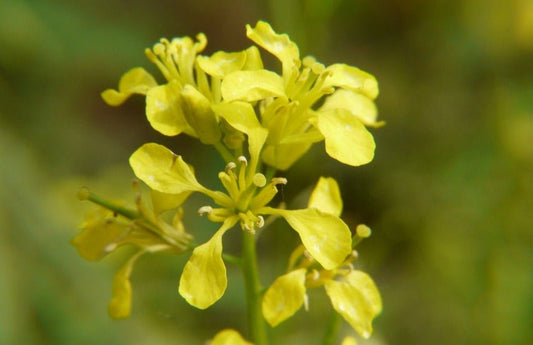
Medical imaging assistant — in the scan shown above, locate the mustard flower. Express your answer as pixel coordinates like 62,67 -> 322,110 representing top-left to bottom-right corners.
221,21 -> 383,170
128,143 -> 352,309
261,177 -> 382,339
72,185 -> 192,318
101,33 -> 263,146
207,329 -> 358,345
208,329 -> 254,345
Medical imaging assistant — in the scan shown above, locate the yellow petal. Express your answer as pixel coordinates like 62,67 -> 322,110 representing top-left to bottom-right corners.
323,64 -> 379,100
71,208 -> 130,261
261,142 -> 313,171
129,143 -> 204,194
212,102 -> 268,168
150,189 -> 191,215
313,109 -> 375,167
180,84 -> 221,144
243,45 -> 264,70
197,50 -> 247,78
264,208 -> 352,269
308,177 -> 343,217
209,329 -> 254,345
341,336 -> 358,345
108,251 -> 144,319
246,21 -> 300,77
179,217 -> 238,309
262,268 -> 307,326
324,270 -> 382,339
320,89 -> 383,127
101,67 -> 158,106
221,70 -> 285,102
146,81 -> 190,136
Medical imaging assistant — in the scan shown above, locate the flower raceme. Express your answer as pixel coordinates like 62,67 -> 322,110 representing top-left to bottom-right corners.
129,143 -> 353,309
101,21 -> 382,170
74,20 -> 383,343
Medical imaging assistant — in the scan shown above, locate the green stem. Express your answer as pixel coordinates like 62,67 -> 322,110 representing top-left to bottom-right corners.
321,310 -> 342,345
241,231 -> 268,345
214,141 -> 235,163
80,189 -> 139,220
264,166 -> 277,181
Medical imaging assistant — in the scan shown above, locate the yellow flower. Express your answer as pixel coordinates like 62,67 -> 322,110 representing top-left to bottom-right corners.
129,143 -> 353,309
222,21 -> 383,170
208,329 -> 254,345
72,185 -> 192,318
101,34 -> 263,145
261,178 -> 382,338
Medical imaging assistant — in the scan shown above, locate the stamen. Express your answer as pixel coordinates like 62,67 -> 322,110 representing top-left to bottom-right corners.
225,161 -> 236,173
243,223 -> 256,234
198,206 -> 213,216
271,177 -> 288,185
303,294 -> 309,311
237,156 -> 248,166
310,269 -> 320,280
252,173 -> 267,187
256,215 -> 265,228
303,250 -> 314,261
104,243 -> 118,253
356,224 -> 372,238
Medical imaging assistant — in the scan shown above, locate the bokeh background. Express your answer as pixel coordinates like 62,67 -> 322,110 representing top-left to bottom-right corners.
1,0 -> 532,344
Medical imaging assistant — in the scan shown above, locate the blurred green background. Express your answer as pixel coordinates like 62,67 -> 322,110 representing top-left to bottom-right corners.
1,0 -> 532,344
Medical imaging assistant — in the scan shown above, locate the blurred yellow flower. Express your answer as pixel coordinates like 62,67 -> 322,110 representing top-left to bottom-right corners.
209,329 -> 254,345
72,186 -> 192,318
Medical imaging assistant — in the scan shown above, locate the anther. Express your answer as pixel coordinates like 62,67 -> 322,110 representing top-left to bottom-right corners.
303,294 -> 309,311
198,206 -> 213,216
225,161 -> 236,173
243,224 -> 256,234
256,216 -> 265,228
104,243 -> 118,253
303,250 -> 314,261
310,269 -> 320,280
271,177 -> 288,185
237,156 -> 248,166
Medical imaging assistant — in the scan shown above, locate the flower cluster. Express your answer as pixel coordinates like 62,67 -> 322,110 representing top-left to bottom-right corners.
74,20 -> 382,343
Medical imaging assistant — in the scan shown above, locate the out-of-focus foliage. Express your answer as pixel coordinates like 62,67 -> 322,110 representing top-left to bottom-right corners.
1,0 -> 531,344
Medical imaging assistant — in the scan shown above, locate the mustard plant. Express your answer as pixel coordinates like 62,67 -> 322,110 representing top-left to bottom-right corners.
73,21 -> 382,345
